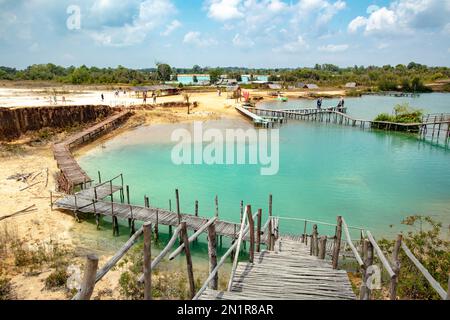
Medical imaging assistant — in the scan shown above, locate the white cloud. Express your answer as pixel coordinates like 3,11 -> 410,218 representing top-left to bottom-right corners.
161,20 -> 181,36
348,0 -> 450,36
273,35 -> 309,53
183,31 -> 218,47
318,43 -> 349,52
232,33 -> 255,48
88,0 -> 176,47
207,0 -> 244,21
366,4 -> 380,14
348,16 -> 367,33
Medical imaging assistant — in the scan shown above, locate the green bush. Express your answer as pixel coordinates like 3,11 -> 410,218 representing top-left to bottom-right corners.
373,103 -> 423,126
374,113 -> 394,122
45,269 -> 69,290
379,216 -> 449,300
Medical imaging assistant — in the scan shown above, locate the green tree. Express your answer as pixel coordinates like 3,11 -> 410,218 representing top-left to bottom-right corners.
156,63 -> 172,81
209,68 -> 223,84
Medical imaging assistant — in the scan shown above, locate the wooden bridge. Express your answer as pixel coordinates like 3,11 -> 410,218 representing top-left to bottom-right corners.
53,176 -> 265,242
244,106 -> 450,146
53,109 -> 132,194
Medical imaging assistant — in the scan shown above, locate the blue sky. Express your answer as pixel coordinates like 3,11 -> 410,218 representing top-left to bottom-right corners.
0,0 -> 449,69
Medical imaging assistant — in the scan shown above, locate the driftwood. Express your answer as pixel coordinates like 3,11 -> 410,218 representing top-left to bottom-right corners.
0,205 -> 37,221
20,181 -> 41,191
73,254 -> 99,300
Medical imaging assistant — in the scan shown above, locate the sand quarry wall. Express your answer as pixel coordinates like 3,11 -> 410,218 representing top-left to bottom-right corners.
0,105 -> 113,141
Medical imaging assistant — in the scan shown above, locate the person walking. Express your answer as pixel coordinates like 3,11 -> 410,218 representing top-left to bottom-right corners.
317,97 -> 322,109
101,93 -> 104,102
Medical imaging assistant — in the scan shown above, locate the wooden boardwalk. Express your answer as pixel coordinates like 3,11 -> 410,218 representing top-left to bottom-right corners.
246,106 -> 450,146
199,236 -> 355,300
53,110 -> 132,193
54,184 -> 259,241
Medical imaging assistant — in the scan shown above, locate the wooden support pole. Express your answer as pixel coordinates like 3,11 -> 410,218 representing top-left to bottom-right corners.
215,195 -> 219,218
318,236 -> 327,259
332,216 -> 342,269
207,223 -> 218,290
390,234 -> 402,300
256,209 -> 262,253
302,220 -> 307,243
155,209 -> 159,242
76,254 -> 99,300
50,191 -> 53,211
194,200 -> 199,236
175,189 -> 181,225
268,194 -> 273,250
98,171 -> 102,184
181,222 -> 195,299
360,239 -> 374,300
169,199 -> 172,234
240,200 -> 244,223
311,224 -> 318,256
143,222 -> 152,300
246,206 -> 255,263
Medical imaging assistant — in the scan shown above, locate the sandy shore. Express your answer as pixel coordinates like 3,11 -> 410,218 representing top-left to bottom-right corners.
0,84 -> 346,300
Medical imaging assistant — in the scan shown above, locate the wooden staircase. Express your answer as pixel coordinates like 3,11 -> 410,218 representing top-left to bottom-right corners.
198,237 -> 356,300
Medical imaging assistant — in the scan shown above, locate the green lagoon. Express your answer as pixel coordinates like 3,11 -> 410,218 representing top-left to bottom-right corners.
78,93 -> 450,241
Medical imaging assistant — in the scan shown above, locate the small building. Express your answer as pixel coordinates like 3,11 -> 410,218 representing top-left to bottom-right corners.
131,85 -> 179,97
304,84 -> 319,89
345,82 -> 357,88
268,83 -> 282,90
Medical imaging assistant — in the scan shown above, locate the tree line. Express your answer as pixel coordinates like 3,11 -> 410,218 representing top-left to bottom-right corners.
1,62 -> 449,92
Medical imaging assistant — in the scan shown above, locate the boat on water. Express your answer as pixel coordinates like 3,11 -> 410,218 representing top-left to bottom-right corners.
277,96 -> 288,102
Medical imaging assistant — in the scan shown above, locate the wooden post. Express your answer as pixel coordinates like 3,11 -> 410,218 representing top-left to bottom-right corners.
194,200 -> 199,236
303,220 -> 307,244
247,206 -> 255,263
240,200 -> 244,223
256,209 -> 262,253
168,199 -> 172,234
332,216 -> 342,269
215,195 -> 219,218
268,194 -> 273,250
360,239 -> 374,300
175,189 -> 181,225
155,209 -> 159,242
143,222 -> 152,300
207,223 -> 218,290
311,224 -> 318,256
390,234 -> 402,300
50,191 -> 53,211
98,171 -> 102,184
181,222 -> 195,299
77,254 -> 99,300
318,236 -> 327,259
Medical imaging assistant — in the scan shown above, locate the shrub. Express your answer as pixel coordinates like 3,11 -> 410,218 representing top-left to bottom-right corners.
0,278 -> 13,300
379,216 -> 449,300
45,269 -> 69,290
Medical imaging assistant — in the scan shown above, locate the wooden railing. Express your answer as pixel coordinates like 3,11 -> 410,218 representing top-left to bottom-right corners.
274,214 -> 449,300
193,205 -> 260,300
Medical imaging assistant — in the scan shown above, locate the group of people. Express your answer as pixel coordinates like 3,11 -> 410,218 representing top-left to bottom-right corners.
142,92 -> 157,104
316,97 -> 345,109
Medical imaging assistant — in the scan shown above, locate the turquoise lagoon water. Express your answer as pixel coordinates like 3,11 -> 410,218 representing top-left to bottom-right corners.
78,94 -> 450,241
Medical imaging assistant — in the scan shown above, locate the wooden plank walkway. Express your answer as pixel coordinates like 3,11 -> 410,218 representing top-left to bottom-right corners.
247,107 -> 450,146
199,237 -> 356,300
54,184 -> 259,241
235,105 -> 271,127
53,110 -> 131,193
